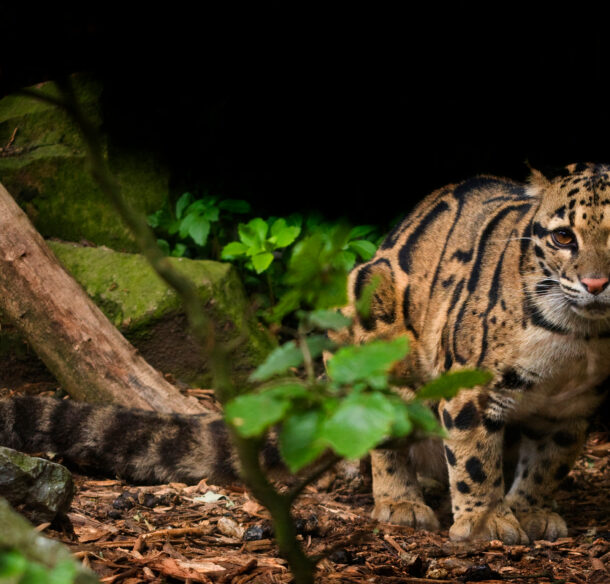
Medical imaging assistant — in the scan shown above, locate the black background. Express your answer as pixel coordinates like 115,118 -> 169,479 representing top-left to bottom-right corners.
2,12 -> 610,226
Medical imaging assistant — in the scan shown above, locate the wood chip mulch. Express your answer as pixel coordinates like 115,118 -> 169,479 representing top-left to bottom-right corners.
6,385 -> 610,583
28,433 -> 607,584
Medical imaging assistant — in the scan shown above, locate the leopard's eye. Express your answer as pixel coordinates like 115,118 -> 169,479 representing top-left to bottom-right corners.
551,228 -> 576,248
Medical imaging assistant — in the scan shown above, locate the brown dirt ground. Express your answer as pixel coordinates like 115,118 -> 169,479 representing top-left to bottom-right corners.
5,384 -> 610,584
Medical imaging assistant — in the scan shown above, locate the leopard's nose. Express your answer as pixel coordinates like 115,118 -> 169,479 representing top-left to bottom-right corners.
580,277 -> 609,295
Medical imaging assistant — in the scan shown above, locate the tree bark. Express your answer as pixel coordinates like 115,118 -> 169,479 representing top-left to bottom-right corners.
0,182 -> 204,414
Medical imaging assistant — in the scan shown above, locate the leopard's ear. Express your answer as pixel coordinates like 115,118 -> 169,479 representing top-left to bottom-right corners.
525,162 -> 550,197
528,167 -> 550,188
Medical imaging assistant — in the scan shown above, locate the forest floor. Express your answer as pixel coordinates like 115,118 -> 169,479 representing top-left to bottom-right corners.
6,384 -> 610,584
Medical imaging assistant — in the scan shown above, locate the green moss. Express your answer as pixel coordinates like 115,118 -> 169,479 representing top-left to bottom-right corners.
47,242 -> 274,385
0,76 -> 166,251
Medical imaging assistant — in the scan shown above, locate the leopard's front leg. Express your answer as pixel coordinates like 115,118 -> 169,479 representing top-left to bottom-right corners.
505,417 -> 587,541
440,389 -> 528,544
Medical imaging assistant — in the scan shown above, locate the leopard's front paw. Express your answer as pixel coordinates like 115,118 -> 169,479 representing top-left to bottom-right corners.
513,507 -> 567,541
372,499 -> 440,531
449,504 -> 528,544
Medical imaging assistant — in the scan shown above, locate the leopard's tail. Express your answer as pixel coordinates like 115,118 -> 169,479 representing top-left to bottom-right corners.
0,396 -> 240,484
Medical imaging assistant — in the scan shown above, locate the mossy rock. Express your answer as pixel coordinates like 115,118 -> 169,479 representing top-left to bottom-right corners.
0,76 -> 168,251
0,242 -> 275,389
49,241 -> 274,387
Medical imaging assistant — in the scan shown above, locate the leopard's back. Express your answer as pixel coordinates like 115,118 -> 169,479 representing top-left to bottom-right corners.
345,176 -> 536,382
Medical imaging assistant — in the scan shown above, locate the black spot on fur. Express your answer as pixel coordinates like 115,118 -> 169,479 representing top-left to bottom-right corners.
456,481 -> 471,494
533,472 -> 543,484
452,248 -> 473,263
500,368 -> 534,390
522,426 -> 545,441
482,415 -> 504,433
11,396 -> 43,451
465,457 -> 487,483
552,431 -> 578,447
442,409 -> 454,430
554,464 -> 570,481
445,446 -> 456,466
454,402 -> 479,430
209,419 -> 238,481
51,400 -> 94,453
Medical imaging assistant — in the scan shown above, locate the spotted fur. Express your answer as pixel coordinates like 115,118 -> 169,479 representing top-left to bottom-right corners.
334,163 -> 610,543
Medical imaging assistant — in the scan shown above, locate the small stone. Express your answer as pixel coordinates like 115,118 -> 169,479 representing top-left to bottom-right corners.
295,514 -> 319,536
243,523 -> 273,541
461,564 -> 502,582
217,516 -> 245,539
113,490 -> 138,510
329,549 -> 350,564
0,446 -> 74,522
426,567 -> 449,579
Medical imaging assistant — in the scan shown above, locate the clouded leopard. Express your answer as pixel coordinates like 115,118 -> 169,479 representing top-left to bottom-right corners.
1,163 -> 609,543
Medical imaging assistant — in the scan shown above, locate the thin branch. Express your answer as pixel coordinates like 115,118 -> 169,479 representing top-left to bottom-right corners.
19,76 -> 315,584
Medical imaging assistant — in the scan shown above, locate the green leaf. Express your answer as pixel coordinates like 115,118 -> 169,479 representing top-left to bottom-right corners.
219,199 -> 251,213
348,225 -> 377,240
203,206 -> 220,222
225,394 -> 290,437
327,337 -> 409,388
167,218 -> 182,235
147,209 -> 163,229
185,199 -> 208,214
307,309 -> 352,331
221,241 -> 249,258
175,192 -> 193,219
271,219 -> 301,248
188,217 -> 211,246
417,369 -> 493,400
0,549 -> 26,577
348,239 -> 377,261
171,243 -> 188,257
178,211 -> 199,239
406,402 -> 444,434
320,392 -> 396,458
262,381 -> 310,401
157,239 -> 170,256
333,250 -> 357,272
390,400 -> 413,437
239,218 -> 268,249
48,560 -> 77,584
250,335 -> 334,381
251,252 -> 275,273
280,410 -> 326,472
250,342 -> 303,382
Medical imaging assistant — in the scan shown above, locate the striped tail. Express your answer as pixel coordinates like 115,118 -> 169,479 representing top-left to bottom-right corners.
0,396 -> 238,484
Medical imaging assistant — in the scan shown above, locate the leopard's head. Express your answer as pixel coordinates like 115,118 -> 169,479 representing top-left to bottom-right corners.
527,163 -> 610,331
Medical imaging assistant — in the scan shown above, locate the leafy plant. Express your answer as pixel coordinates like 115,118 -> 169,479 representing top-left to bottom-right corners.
226,229 -> 493,473
221,217 -> 301,274
148,192 -> 251,258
